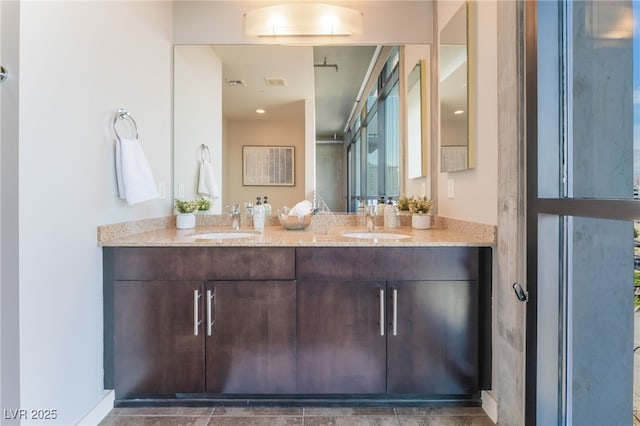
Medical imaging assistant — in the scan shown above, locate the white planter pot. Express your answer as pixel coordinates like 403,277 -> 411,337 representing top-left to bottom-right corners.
411,213 -> 431,230
176,213 -> 196,229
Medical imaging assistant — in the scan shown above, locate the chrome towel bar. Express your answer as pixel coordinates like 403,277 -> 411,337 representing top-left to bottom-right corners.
113,108 -> 139,142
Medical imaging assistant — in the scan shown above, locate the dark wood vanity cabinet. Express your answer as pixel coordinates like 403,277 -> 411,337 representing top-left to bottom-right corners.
105,245 -> 491,401
296,247 -> 489,396
297,279 -> 479,395
105,247 -> 296,399
113,280 -> 205,397
205,280 -> 296,393
297,280 -> 387,393
385,280 -> 478,394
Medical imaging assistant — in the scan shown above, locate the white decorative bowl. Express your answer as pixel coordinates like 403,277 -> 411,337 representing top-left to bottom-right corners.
278,211 -> 313,230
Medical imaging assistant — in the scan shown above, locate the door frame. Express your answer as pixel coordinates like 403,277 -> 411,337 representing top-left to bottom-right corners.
524,1 -> 640,424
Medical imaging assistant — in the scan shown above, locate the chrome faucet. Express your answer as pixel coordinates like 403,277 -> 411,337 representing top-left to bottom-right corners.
225,204 -> 241,230
365,205 -> 376,231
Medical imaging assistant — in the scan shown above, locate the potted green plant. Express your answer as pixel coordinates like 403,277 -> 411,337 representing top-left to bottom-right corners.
396,196 -> 412,213
197,198 -> 212,212
408,196 -> 433,230
174,199 -> 198,229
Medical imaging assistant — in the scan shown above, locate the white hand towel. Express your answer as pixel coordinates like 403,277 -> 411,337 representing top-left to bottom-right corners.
289,200 -> 313,216
197,158 -> 220,198
115,138 -> 158,205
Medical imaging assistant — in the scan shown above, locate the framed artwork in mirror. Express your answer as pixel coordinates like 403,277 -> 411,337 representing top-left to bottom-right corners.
242,145 -> 295,186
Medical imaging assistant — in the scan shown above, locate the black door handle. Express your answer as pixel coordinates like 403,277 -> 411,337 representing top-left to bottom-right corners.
512,282 -> 528,302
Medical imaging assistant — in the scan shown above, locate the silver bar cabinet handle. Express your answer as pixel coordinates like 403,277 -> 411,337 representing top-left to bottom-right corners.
379,288 -> 385,336
392,288 -> 398,336
207,289 -> 214,336
193,290 -> 202,336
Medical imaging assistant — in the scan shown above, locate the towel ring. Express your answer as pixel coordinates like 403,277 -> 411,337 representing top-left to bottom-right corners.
201,144 -> 211,162
113,108 -> 139,142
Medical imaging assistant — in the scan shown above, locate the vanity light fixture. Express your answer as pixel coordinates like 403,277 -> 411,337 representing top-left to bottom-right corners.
256,108 -> 266,114
244,3 -> 362,37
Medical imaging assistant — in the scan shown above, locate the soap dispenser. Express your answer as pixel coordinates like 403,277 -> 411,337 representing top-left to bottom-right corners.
376,196 -> 386,216
263,196 -> 272,216
253,196 -> 265,231
384,197 -> 398,229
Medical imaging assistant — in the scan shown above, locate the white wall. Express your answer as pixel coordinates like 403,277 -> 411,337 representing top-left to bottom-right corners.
0,0 -> 3,410
225,107 -> 307,209
436,0 -> 498,226
174,45 -> 223,213
1,1 -> 22,422
14,2 -> 173,424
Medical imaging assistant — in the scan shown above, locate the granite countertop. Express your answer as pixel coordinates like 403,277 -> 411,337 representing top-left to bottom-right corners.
98,215 -> 495,248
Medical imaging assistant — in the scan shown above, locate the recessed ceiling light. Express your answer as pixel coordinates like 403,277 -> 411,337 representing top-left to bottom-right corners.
256,108 -> 266,114
226,79 -> 247,86
454,110 -> 465,115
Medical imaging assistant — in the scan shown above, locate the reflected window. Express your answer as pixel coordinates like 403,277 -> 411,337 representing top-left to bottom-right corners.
346,49 -> 400,210
366,112 -> 379,199
385,77 -> 400,197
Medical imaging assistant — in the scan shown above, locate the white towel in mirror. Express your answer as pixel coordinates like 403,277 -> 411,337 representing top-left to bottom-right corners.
115,138 -> 158,205
289,200 -> 313,216
197,158 -> 220,198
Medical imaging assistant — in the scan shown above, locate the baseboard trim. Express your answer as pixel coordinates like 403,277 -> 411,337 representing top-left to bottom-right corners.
114,394 -> 482,408
481,390 -> 498,424
76,390 -> 114,426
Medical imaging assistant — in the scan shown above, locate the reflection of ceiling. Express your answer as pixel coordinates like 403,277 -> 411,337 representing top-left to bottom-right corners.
313,46 -> 376,140
211,44 -> 315,121
439,44 -> 465,82
210,44 -> 375,141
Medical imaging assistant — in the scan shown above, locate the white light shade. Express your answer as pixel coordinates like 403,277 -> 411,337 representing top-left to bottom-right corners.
245,3 -> 362,37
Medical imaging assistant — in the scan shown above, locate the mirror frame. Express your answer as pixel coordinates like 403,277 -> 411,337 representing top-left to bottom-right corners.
468,0 -> 476,170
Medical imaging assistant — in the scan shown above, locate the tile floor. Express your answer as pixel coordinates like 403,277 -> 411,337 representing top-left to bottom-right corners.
99,406 -> 496,426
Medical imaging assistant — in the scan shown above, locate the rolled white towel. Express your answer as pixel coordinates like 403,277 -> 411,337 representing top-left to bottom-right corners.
289,200 -> 313,216
115,137 -> 158,205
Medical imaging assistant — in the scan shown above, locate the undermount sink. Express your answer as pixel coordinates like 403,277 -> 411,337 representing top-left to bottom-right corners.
342,232 -> 411,240
188,232 -> 257,240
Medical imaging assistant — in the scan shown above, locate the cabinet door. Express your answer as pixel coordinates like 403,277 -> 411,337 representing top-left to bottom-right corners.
386,280 -> 479,395
113,281 -> 205,398
205,280 -> 296,393
297,280 -> 386,394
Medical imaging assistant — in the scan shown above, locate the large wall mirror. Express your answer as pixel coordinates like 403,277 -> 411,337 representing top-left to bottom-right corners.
439,1 -> 474,173
174,44 -> 431,212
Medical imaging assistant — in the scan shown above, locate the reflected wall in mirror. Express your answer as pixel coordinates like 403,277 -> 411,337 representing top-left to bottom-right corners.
174,44 -> 311,213
407,58 -> 429,179
439,1 -> 474,173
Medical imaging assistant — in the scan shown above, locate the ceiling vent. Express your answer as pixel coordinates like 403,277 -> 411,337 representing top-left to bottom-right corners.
264,77 -> 287,87
226,79 -> 247,87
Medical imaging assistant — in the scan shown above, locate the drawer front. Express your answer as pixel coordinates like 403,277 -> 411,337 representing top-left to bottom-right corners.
113,247 -> 295,281
296,247 -> 479,281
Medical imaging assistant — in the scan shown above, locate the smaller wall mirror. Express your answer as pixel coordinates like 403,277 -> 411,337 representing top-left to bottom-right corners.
440,1 -> 474,173
407,59 -> 429,179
